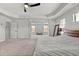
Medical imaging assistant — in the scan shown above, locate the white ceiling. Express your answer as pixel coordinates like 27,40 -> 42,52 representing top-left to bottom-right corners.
0,3 -> 78,19
24,3 -> 60,17
0,3 -> 60,18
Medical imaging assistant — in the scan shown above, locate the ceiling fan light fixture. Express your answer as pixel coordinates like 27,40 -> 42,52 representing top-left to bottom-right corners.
25,5 -> 29,8
24,3 -> 40,12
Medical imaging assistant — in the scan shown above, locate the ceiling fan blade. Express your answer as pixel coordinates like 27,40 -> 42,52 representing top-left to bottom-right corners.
24,3 -> 28,5
24,3 -> 40,12
24,7 -> 26,12
30,3 -> 40,7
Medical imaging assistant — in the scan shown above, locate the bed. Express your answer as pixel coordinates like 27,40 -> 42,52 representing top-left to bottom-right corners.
34,29 -> 79,56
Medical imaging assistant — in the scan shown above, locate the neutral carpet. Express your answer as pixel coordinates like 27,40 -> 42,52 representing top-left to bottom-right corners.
34,35 -> 79,56
0,39 -> 37,56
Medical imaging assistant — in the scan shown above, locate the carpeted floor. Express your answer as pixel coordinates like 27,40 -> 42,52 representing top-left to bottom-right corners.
0,39 -> 37,56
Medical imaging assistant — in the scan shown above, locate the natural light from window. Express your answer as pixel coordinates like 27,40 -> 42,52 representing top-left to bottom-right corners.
60,18 -> 66,28
76,12 -> 79,22
60,18 -> 66,34
44,25 -> 48,32
32,25 -> 36,32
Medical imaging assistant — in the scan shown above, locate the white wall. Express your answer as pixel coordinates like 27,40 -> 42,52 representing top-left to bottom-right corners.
0,13 -> 57,41
30,18 -> 56,36
30,19 -> 49,35
10,18 -> 50,38
55,4 -> 79,30
0,13 -> 11,42
10,19 -> 31,39
49,19 -> 56,36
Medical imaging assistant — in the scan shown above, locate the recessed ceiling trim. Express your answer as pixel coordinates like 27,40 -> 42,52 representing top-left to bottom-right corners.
48,3 -> 78,19
46,3 -> 68,17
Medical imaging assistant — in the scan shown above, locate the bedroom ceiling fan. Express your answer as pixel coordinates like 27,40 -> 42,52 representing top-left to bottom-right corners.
24,3 -> 40,12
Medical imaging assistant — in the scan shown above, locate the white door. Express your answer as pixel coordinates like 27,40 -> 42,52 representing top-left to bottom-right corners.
11,22 -> 18,39
18,22 -> 29,39
10,21 -> 30,39
0,23 -> 5,41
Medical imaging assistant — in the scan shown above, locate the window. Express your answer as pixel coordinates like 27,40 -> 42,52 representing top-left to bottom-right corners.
60,18 -> 66,28
75,12 -> 79,22
44,25 -> 48,32
73,14 -> 75,22
73,12 -> 79,22
32,25 -> 36,32
59,18 -> 66,34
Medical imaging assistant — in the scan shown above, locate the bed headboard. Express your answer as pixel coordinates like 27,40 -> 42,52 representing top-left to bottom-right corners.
64,29 -> 79,37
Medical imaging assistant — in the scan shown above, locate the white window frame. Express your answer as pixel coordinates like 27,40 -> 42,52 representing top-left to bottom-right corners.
43,24 -> 48,33
59,18 -> 66,34
31,24 -> 36,33
73,12 -> 79,22
59,18 -> 66,28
